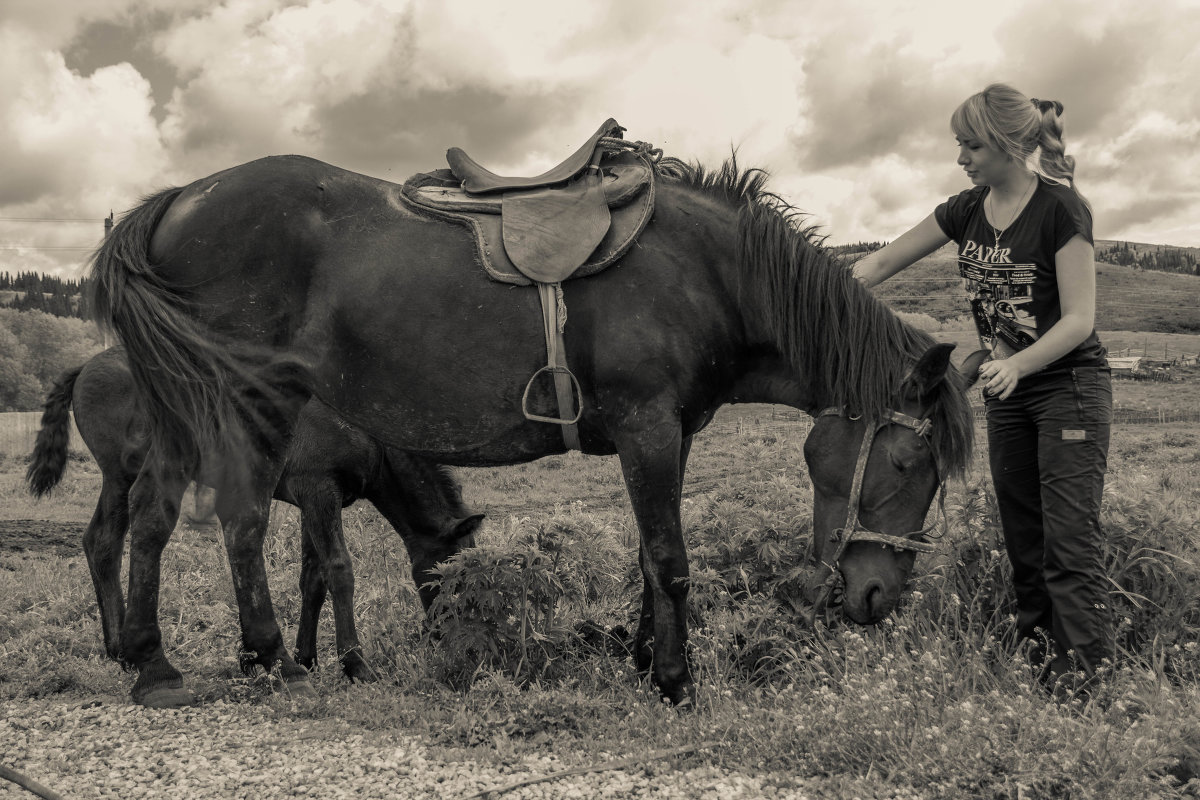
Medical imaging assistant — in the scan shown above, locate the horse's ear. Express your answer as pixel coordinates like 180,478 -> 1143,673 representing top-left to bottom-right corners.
956,349 -> 991,390
454,513 -> 486,541
902,343 -> 956,402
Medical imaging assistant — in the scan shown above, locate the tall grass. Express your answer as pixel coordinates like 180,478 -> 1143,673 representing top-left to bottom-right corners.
2,421 -> 1199,797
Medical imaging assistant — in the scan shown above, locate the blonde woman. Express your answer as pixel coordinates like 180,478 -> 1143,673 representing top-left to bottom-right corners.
854,84 -> 1112,696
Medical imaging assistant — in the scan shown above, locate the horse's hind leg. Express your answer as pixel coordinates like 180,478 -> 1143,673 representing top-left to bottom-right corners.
294,481 -> 375,682
83,476 -> 132,661
294,523 -> 328,673
121,452 -> 192,708
214,460 -> 316,698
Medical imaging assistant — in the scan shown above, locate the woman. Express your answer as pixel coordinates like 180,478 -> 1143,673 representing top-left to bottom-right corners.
853,83 -> 1113,694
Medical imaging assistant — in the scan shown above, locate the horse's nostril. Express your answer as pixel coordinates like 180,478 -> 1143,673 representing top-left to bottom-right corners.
864,582 -> 886,620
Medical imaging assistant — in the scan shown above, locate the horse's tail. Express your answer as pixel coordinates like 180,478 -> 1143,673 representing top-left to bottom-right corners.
26,364 -> 85,498
88,188 -> 309,468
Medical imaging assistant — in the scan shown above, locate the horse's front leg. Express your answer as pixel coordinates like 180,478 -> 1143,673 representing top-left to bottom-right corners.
214,461 -> 316,698
633,434 -> 694,676
121,453 -> 191,707
616,423 -> 693,705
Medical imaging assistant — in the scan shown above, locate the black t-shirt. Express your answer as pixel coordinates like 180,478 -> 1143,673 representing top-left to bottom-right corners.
934,180 -> 1107,370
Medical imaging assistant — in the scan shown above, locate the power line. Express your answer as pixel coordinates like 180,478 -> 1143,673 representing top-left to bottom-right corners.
0,217 -> 102,223
0,246 -> 95,251
877,294 -> 1200,309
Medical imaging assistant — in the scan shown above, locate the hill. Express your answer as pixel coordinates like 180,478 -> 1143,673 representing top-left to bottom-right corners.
866,241 -> 1200,334
1094,239 -> 1199,276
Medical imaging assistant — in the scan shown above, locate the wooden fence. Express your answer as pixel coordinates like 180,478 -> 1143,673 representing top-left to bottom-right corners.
0,411 -> 85,460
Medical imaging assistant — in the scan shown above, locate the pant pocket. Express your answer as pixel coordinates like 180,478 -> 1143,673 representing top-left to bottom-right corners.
1070,367 -> 1112,425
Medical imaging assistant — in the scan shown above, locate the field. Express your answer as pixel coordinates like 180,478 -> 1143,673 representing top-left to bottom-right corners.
2,364 -> 1200,798
874,243 -> 1200,335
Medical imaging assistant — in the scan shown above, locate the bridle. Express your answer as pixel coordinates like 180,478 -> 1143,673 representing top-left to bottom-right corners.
807,406 -> 947,616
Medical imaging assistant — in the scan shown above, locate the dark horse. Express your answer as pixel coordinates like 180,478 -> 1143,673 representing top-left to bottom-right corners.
27,347 -> 482,699
90,151 -> 981,705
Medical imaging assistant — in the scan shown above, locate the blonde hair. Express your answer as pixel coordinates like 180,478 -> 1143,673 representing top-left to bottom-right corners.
951,83 -> 1089,209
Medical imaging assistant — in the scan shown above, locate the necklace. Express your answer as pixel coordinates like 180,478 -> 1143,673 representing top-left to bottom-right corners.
987,176 -> 1036,251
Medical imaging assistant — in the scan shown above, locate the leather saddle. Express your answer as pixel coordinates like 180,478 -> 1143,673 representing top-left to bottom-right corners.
400,118 -> 656,286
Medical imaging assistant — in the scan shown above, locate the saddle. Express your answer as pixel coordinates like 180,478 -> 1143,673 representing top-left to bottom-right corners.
400,118 -> 656,285
399,119 -> 660,450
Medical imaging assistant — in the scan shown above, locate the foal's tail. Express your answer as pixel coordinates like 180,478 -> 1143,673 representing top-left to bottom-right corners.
88,188 -> 308,468
26,364 -> 84,498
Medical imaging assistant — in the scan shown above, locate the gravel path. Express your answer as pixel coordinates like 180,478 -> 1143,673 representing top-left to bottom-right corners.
0,697 -> 813,800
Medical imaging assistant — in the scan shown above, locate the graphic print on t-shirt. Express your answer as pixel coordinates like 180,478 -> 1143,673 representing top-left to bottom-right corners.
958,238 -> 1039,358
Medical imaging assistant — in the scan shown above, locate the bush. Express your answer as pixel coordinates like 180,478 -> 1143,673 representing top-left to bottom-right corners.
424,536 -> 576,688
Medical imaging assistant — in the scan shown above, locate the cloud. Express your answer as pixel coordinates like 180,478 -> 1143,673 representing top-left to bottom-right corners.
0,23 -> 168,276
3,0 -> 1200,283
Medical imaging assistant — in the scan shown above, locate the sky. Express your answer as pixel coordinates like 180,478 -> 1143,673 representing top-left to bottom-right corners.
2,0 -> 1199,279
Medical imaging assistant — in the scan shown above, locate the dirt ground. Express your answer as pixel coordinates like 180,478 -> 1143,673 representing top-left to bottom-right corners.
0,519 -> 84,555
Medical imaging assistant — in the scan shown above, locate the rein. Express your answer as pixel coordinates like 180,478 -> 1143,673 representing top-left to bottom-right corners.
808,406 -> 947,617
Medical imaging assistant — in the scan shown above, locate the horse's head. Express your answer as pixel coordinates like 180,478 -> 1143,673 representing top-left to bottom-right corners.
407,512 -> 485,611
804,344 -> 986,624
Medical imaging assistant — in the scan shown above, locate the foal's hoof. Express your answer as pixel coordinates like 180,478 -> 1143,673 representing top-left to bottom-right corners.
134,685 -> 194,709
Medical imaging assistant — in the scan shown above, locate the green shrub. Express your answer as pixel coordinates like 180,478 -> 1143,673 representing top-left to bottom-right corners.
424,538 -> 574,687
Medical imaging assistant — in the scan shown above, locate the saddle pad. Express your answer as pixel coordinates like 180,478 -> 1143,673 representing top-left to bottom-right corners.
400,151 -> 655,286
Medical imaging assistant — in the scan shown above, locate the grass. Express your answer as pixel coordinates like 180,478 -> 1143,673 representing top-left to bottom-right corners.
2,412 -> 1200,798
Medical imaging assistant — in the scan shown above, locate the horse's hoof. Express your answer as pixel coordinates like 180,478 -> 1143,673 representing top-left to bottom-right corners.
134,686 -> 193,709
282,678 -> 318,700
674,685 -> 698,710
343,660 -> 380,684
657,677 -> 697,709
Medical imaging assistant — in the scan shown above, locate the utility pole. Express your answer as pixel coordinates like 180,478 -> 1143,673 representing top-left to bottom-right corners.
102,211 -> 113,348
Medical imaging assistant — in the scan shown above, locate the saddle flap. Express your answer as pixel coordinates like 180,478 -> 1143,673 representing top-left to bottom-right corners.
501,171 -> 611,284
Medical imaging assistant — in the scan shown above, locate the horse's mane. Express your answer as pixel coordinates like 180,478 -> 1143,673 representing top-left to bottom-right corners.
659,157 -> 975,475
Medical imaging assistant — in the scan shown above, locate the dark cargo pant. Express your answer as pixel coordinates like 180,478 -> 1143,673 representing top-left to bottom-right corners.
985,365 -> 1113,679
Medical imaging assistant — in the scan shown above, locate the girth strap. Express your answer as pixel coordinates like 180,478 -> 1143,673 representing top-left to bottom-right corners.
521,282 -> 582,450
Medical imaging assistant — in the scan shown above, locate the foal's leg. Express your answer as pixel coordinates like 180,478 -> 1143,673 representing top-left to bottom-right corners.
294,522 -> 329,672
213,460 -> 316,696
616,422 -> 694,705
121,453 -> 191,707
83,475 -> 132,661
293,480 -> 376,682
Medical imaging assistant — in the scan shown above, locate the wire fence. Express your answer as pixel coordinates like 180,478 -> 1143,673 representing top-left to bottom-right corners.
1,404 -> 1197,461
698,403 -> 1200,441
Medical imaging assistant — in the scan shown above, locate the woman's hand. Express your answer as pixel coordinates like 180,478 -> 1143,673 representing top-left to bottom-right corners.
979,358 -> 1022,400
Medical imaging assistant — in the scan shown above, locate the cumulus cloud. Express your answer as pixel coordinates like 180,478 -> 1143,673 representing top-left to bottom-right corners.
0,22 -> 168,276
2,0 -> 1199,279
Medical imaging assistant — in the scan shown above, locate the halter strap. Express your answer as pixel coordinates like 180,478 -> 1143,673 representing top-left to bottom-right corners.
808,406 -> 945,619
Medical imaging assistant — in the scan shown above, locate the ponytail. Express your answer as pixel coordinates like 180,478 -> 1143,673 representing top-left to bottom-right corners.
1029,97 -> 1091,211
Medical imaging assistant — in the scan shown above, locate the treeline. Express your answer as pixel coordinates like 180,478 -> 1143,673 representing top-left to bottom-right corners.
1096,243 -> 1199,276
0,308 -> 104,411
828,241 -> 887,257
0,272 -> 93,320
